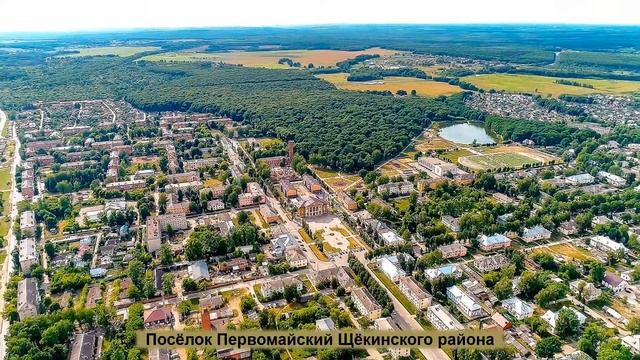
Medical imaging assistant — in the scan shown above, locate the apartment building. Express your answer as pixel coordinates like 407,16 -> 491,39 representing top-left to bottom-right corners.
261,277 -> 303,299
447,285 -> 483,319
398,277 -> 432,310
351,287 -> 382,321
426,304 -> 464,330
17,278 -> 39,320
19,237 -> 38,273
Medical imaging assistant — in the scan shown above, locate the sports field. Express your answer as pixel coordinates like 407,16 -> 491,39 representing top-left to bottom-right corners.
140,47 -> 396,68
457,145 -> 559,171
61,46 -> 160,57
318,73 -> 462,96
462,73 -> 640,97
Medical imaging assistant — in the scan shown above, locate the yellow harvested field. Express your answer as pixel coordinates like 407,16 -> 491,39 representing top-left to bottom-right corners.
318,73 -> 462,97
141,48 -> 397,68
547,243 -> 594,261
62,46 -> 160,57
462,73 -> 640,97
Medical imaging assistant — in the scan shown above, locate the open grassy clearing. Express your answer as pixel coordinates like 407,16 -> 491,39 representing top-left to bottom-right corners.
440,149 -> 475,162
547,243 -> 595,261
394,197 -> 411,212
457,146 -> 559,171
0,167 -> 11,191
460,152 -> 541,171
312,167 -> 339,179
317,73 -> 462,97
462,73 -> 640,97
61,46 -> 160,57
0,191 -> 9,236
141,47 -> 396,68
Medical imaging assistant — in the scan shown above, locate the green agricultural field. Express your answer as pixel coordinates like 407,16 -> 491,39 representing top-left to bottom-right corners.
462,73 -> 640,97
61,46 -> 160,57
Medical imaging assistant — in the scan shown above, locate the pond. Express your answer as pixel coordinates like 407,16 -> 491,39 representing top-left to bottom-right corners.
438,122 -> 496,145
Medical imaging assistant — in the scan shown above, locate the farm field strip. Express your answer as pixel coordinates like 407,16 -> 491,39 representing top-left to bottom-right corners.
140,47 -> 397,68
317,73 -> 462,97
462,73 -> 640,97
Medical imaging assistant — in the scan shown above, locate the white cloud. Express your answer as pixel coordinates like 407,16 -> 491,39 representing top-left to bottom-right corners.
0,0 -> 637,33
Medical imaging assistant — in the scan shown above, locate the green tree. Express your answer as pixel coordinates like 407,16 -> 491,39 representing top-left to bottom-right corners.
597,339 -> 633,360
555,308 -> 580,337
162,273 -> 174,295
535,337 -> 561,358
159,244 -> 174,265
578,322 -> 610,357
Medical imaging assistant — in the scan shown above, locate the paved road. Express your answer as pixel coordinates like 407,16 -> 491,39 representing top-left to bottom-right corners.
0,111 -> 22,360
353,252 -> 450,360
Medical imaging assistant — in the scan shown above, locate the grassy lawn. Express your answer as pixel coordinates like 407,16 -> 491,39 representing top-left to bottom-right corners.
312,167 -> 339,179
346,237 -> 360,249
318,73 -> 462,97
330,226 -> 351,237
220,288 -> 248,302
322,242 -> 340,254
0,167 -> 11,191
547,243 -> 595,261
298,228 -> 314,244
370,266 -> 417,315
0,191 -> 10,237
297,274 -> 315,293
61,46 -> 160,57
462,73 -> 640,97
308,244 -> 329,262
394,197 -> 411,212
440,149 -> 474,162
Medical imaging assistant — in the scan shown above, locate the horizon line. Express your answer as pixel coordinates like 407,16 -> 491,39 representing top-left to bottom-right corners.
1,22 -> 640,38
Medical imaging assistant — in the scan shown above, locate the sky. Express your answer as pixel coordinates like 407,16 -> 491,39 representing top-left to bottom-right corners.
0,0 -> 638,33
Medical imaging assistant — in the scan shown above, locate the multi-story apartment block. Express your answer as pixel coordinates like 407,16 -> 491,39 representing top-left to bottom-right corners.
351,287 -> 382,321
398,277 -> 432,310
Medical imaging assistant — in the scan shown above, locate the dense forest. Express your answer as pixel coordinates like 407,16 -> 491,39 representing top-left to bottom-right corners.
0,57 -> 483,172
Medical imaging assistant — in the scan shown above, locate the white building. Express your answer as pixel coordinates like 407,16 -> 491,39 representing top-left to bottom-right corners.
188,260 -> 210,282
521,225 -> 552,242
597,171 -> 627,187
542,307 -> 586,334
285,248 -> 307,268
426,304 -> 464,330
447,285 -> 483,319
566,173 -> 595,185
622,335 -> 640,354
261,277 -> 303,299
501,297 -> 533,320
19,211 -> 36,235
591,235 -> 628,254
425,264 -> 463,281
377,255 -> 406,282
19,238 -> 38,273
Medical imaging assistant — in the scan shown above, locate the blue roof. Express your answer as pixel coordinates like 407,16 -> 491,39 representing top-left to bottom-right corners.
90,268 -> 107,277
482,234 -> 509,245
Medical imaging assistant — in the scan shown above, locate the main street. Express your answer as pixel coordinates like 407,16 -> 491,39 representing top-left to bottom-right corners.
0,109 -> 22,360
